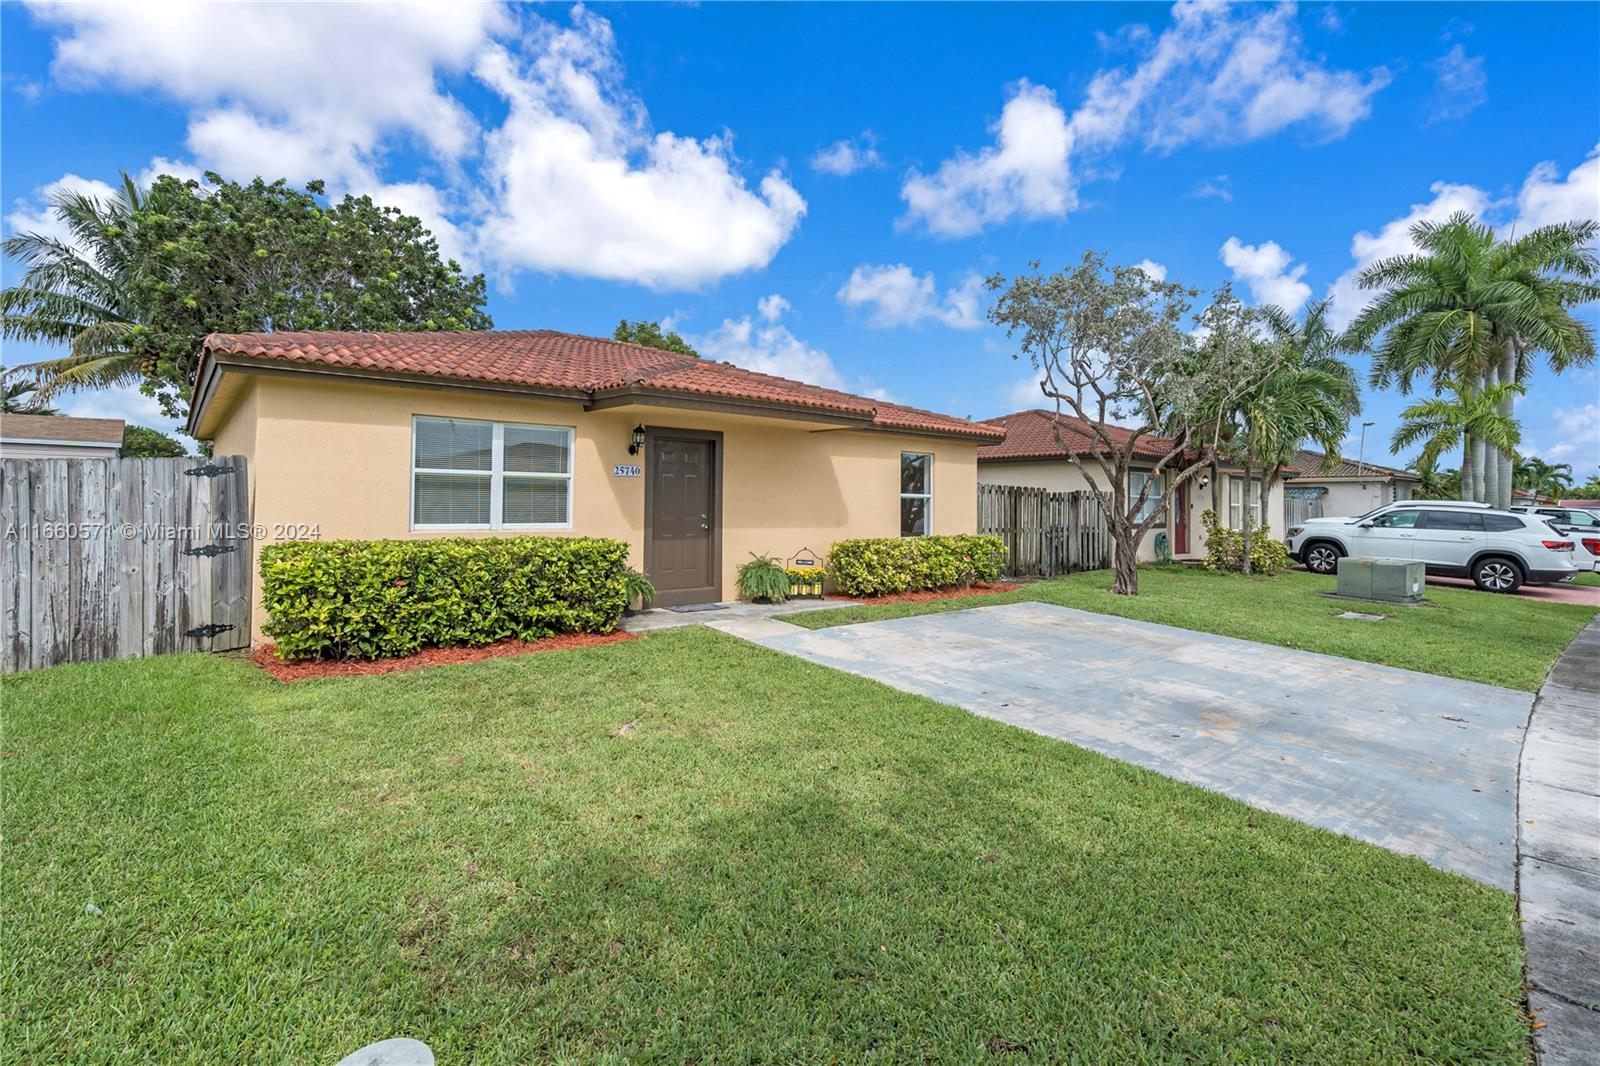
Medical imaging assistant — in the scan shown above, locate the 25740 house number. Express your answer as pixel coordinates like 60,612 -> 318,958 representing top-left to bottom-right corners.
612,464 -> 641,477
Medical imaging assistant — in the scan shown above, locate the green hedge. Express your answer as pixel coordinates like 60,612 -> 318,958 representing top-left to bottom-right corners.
260,537 -> 631,661
828,534 -> 1007,597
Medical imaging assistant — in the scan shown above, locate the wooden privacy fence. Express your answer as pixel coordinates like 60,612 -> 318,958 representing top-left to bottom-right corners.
1,455 -> 251,673
978,484 -> 1111,577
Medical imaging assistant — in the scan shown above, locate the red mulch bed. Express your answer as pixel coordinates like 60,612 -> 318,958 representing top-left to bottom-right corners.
827,582 -> 1024,606
251,631 -> 638,683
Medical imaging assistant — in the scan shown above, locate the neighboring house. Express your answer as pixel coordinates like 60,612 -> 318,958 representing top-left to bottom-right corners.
0,413 -> 124,458
185,329 -> 1002,634
1280,449 -> 1420,522
1560,499 -> 1600,511
976,409 -> 1287,561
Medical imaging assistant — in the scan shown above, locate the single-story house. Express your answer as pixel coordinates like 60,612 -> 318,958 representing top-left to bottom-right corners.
1279,449 -> 1420,521
185,329 -> 1002,635
0,413 -> 125,458
976,408 -> 1287,560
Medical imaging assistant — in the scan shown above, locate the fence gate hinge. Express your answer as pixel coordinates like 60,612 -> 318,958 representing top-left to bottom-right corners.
185,623 -> 236,640
181,543 -> 237,558
184,462 -> 237,478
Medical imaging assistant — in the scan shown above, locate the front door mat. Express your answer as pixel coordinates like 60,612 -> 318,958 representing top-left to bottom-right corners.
666,603 -> 728,614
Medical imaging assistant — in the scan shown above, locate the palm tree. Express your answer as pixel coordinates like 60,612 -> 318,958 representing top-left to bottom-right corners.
1,367 -> 60,414
1345,212 -> 1600,508
1406,455 -> 1461,500
1514,456 -> 1575,500
0,173 -> 152,398
1391,378 -> 1523,482
1229,302 -> 1362,573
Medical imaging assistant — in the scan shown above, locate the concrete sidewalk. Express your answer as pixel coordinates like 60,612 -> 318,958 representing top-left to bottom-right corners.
1520,617 -> 1600,1064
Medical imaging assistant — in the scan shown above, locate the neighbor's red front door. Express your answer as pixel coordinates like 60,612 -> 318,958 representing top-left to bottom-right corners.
1173,483 -> 1189,555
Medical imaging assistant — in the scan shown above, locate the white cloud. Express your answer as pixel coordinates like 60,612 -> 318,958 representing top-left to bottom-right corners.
899,80 -> 1074,238
691,307 -> 888,399
1133,258 -> 1167,282
810,132 -> 882,176
473,8 -> 805,289
1070,2 -> 1388,152
1189,175 -> 1234,202
1219,237 -> 1310,310
26,3 -> 802,290
836,264 -> 985,330
1513,144 -> 1600,232
1428,44 -> 1487,123
1543,403 -> 1600,463
28,0 -> 501,184
1004,371 -> 1046,411
3,173 -> 120,251
756,293 -> 790,323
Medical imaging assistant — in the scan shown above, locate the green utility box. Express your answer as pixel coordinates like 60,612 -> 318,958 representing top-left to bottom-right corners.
1336,556 -> 1426,604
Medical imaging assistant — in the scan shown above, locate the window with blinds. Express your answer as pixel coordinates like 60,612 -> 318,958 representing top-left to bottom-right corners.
412,416 -> 573,529
900,452 -> 932,537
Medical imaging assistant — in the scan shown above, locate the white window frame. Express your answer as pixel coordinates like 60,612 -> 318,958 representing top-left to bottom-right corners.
1227,476 -> 1263,530
900,451 -> 933,537
410,415 -> 574,531
1129,470 -> 1166,523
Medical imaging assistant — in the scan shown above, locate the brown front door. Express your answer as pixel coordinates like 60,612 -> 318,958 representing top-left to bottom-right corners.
1173,482 -> 1189,555
646,431 -> 721,606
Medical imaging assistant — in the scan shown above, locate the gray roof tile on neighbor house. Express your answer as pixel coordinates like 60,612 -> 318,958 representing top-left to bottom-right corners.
0,413 -> 125,445
1284,448 -> 1419,481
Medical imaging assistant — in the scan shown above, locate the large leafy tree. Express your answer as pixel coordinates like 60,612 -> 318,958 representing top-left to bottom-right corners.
1345,212 -> 1599,508
613,319 -> 699,357
988,256 -> 1285,596
0,175 -> 151,395
120,425 -> 188,458
3,172 -> 493,420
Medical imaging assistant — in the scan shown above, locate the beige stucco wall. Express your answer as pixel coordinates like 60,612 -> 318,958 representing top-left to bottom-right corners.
209,373 -> 980,641
1299,479 -> 1412,518
978,460 -> 1287,562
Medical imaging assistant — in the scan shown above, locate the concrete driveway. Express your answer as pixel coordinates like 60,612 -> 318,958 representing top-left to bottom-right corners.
738,602 -> 1532,890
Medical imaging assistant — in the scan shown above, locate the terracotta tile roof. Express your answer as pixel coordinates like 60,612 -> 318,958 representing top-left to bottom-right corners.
977,409 -> 1177,462
199,330 -> 1001,440
1283,448 -> 1419,481
0,412 -> 125,445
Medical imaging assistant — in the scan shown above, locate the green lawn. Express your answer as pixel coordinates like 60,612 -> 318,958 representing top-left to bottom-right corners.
784,566 -> 1596,691
5,632 -> 1528,1063
1574,570 -> 1600,588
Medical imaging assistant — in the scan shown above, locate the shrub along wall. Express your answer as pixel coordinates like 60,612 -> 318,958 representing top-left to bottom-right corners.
260,537 -> 631,661
829,534 -> 1007,597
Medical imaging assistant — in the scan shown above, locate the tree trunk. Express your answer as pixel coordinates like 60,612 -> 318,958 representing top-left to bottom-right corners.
1240,463 -> 1254,576
1482,367 -> 1501,507
1210,455 -> 1221,515
1461,434 -> 1475,502
1470,417 -> 1488,504
1110,524 -> 1140,595
1497,340 -> 1518,509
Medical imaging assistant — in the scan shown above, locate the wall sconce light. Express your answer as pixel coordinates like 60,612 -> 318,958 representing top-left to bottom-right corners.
628,424 -> 646,455
1197,475 -> 1210,491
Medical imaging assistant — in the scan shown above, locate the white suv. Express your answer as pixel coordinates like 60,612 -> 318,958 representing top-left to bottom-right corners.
1514,505 -> 1600,572
1286,500 -> 1581,593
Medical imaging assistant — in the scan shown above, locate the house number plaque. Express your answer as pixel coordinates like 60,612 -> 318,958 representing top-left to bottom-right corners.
612,464 -> 642,477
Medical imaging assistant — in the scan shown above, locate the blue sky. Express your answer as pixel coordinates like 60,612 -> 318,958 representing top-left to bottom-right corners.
3,1 -> 1597,475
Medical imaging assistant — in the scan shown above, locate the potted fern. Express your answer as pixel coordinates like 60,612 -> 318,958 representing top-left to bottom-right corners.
737,554 -> 789,604
622,568 -> 656,615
